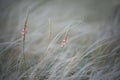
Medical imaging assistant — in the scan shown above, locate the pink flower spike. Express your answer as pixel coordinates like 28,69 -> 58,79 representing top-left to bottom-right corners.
60,31 -> 68,48
61,39 -> 67,48
21,13 -> 29,40
21,28 -> 28,40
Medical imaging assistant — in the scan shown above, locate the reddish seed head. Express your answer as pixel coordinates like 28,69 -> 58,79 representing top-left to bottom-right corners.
21,12 -> 29,40
21,28 -> 28,40
61,38 -> 68,48
60,30 -> 69,48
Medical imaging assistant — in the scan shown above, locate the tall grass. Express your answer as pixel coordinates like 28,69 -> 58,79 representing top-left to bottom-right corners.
0,0 -> 120,80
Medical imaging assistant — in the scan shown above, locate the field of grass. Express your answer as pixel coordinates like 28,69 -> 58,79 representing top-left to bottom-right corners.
0,0 -> 120,80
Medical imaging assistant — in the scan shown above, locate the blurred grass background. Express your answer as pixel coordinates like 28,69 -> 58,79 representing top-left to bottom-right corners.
0,0 -> 120,80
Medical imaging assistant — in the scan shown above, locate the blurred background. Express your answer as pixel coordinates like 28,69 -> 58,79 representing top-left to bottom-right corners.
0,0 -> 120,80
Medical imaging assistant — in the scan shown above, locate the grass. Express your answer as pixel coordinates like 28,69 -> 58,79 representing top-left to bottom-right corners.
0,24 -> 120,80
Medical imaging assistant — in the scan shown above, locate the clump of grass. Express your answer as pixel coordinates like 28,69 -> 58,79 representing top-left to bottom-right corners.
0,19 -> 120,80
